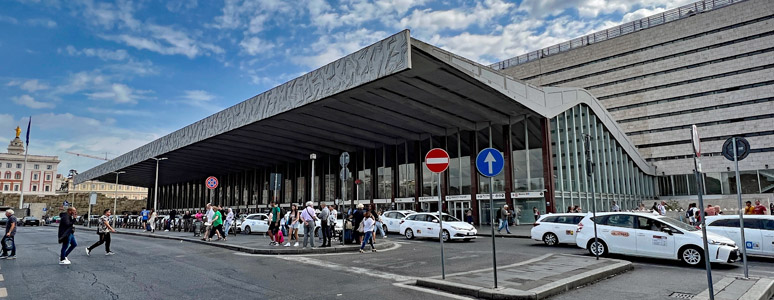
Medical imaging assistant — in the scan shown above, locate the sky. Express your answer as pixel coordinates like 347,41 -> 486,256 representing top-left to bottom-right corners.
0,0 -> 696,178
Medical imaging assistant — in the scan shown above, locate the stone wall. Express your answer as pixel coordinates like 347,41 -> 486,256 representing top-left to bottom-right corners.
0,193 -> 146,217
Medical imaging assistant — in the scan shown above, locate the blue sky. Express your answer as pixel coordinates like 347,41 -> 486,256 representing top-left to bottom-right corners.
0,0 -> 694,176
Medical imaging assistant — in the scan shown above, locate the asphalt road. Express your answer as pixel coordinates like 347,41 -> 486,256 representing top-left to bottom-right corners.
1,227 -> 773,300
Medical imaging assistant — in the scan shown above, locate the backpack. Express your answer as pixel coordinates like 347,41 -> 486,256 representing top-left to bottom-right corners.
685,208 -> 692,219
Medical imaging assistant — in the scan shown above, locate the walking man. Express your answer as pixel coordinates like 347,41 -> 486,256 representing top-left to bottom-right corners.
319,203 -> 330,247
268,201 -> 281,246
301,201 -> 318,248
140,207 -> 149,231
328,204 -> 338,244
86,209 -> 116,256
59,207 -> 78,265
1,209 -> 17,259
497,205 -> 511,234
202,203 -> 215,241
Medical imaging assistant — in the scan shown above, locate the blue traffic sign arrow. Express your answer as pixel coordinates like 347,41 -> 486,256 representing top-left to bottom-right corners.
476,148 -> 504,177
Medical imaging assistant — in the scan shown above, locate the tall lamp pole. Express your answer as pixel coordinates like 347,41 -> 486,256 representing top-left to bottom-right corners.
151,157 -> 168,212
69,169 -> 78,209
310,154 -> 317,204
112,171 -> 126,227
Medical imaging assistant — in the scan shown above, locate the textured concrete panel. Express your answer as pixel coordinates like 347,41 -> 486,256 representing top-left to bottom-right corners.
76,30 -> 411,185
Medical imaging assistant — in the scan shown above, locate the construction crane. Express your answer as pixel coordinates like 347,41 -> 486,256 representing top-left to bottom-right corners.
65,151 -> 111,161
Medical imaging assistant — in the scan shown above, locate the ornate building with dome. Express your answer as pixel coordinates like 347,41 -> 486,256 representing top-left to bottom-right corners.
0,126 -> 60,195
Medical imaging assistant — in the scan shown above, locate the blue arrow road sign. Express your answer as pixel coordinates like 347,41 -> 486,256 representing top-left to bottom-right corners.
476,148 -> 504,177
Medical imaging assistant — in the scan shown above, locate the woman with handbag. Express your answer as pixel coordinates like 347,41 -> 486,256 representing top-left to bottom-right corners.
359,211 -> 376,253
59,207 -> 78,265
284,204 -> 300,247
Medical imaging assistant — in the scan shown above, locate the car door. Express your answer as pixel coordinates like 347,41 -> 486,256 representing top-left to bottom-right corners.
760,219 -> 774,256
385,212 -> 400,232
554,216 -> 575,243
718,218 -> 763,255
635,216 -> 676,257
425,215 -> 440,238
412,214 -> 428,237
598,214 -> 637,254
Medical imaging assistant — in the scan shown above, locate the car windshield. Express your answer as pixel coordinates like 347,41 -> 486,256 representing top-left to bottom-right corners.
659,217 -> 698,232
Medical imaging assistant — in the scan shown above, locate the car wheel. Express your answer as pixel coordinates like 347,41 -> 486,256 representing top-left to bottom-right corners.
587,239 -> 608,257
442,230 -> 450,242
382,225 -> 388,234
405,228 -> 414,240
543,232 -> 559,246
244,226 -> 252,235
680,246 -> 704,266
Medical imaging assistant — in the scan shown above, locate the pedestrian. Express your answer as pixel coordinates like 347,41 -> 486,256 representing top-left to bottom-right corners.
328,204 -> 338,243
657,201 -> 667,216
714,205 -> 723,215
704,204 -> 716,216
497,205 -> 511,234
319,203 -> 331,247
575,205 -> 583,213
359,211 -> 376,253
567,206 -> 573,213
122,212 -> 129,229
58,207 -> 78,265
1,209 -> 17,259
285,204 -> 300,247
611,201 -> 620,212
300,201 -> 318,248
638,203 -> 647,211
167,209 -> 177,231
770,203 -> 774,216
513,206 -> 521,226
202,203 -> 215,241
140,207 -> 149,231
86,209 -> 116,256
183,211 -> 192,232
268,201 -> 281,246
744,201 -> 754,215
465,209 -> 473,225
148,209 -> 157,233
374,210 -> 386,239
224,208 -> 234,237
207,206 -> 225,241
353,204 -> 365,244
686,203 -> 697,226
651,202 -> 659,212
533,207 -> 540,222
753,200 -> 767,215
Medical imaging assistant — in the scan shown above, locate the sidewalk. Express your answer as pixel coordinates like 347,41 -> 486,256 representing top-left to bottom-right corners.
78,225 -> 395,255
694,276 -> 774,300
415,253 -> 632,300
476,224 -> 532,239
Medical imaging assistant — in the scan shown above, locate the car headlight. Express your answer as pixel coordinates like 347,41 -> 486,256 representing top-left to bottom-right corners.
450,226 -> 462,230
709,239 -> 736,247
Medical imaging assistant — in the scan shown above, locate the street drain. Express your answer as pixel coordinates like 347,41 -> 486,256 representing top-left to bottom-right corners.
669,292 -> 695,299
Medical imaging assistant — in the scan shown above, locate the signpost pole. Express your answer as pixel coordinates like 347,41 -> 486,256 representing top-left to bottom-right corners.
691,126 -> 714,300
438,172 -> 445,280
489,176 -> 497,288
342,170 -> 347,245
733,137 -> 749,279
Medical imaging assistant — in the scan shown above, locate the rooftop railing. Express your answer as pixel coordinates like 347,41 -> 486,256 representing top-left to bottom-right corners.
490,0 -> 748,70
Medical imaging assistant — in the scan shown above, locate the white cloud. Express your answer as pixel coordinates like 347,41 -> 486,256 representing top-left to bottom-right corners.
86,107 -> 151,116
239,37 -> 275,55
62,45 -> 129,61
166,0 -> 198,13
517,0 -> 696,18
297,28 -> 388,68
9,79 -> 50,93
0,15 -> 19,24
399,0 -> 513,33
26,18 -> 56,28
86,83 -> 147,104
101,24 -> 224,59
12,95 -> 55,109
183,90 -> 216,103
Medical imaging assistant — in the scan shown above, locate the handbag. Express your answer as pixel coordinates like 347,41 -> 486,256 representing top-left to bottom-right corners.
2,237 -> 12,251
357,221 -> 364,233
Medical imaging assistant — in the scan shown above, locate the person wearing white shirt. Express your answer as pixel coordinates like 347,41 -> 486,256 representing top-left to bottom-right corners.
359,211 -> 376,253
300,202 -> 318,248
328,205 -> 338,243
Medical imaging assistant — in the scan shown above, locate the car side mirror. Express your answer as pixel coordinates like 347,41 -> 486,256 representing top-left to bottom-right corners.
661,227 -> 673,235
432,219 -> 439,223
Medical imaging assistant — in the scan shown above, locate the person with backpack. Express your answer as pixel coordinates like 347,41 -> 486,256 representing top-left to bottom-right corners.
686,203 -> 697,226
86,209 -> 116,256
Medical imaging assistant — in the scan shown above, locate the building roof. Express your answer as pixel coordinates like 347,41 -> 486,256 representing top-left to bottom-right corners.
77,30 -> 654,187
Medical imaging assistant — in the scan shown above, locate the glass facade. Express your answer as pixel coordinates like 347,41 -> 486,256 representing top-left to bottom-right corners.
657,169 -> 774,195
551,104 -> 655,213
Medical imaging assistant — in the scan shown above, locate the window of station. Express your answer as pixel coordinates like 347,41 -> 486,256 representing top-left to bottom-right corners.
478,126 -> 506,193
324,156 -> 336,202
377,146 -> 393,199
398,142 -> 416,198
296,162 -> 306,204
447,132 -> 462,195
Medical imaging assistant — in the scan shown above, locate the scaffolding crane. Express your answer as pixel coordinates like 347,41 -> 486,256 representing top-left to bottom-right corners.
65,151 -> 111,161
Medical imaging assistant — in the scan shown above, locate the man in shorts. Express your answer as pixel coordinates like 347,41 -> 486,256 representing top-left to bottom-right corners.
268,201 -> 281,246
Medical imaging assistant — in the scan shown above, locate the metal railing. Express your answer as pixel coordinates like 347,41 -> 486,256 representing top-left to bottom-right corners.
490,0 -> 748,70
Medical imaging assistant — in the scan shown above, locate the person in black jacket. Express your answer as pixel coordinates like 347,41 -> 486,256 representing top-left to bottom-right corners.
59,207 -> 78,265
352,204 -> 365,244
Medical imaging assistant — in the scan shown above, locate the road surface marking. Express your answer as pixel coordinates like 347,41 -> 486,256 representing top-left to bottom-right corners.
0,274 -> 4,281
233,242 -> 402,257
430,253 -> 552,278
0,287 -> 7,298
393,281 -> 473,300
277,256 -> 417,282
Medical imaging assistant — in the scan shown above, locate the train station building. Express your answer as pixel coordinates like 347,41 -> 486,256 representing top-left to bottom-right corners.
76,0 -> 773,224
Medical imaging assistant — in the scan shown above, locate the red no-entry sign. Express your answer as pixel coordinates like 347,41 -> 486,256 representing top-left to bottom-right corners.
425,148 -> 450,173
206,176 -> 218,189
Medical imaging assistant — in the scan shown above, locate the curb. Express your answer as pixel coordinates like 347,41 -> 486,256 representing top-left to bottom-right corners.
415,256 -> 633,300
80,227 -> 394,255
694,277 -> 774,300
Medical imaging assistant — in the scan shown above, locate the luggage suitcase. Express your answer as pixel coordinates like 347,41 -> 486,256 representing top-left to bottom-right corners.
193,221 -> 202,237
276,230 -> 284,244
343,229 -> 353,244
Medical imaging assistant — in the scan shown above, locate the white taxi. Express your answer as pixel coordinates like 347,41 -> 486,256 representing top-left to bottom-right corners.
381,210 -> 415,233
706,215 -> 774,257
576,212 -> 740,266
531,213 -> 585,246
240,213 -> 270,234
400,212 -> 477,242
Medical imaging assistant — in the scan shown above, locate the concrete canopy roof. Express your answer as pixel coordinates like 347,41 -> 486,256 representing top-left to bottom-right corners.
78,30 -> 654,188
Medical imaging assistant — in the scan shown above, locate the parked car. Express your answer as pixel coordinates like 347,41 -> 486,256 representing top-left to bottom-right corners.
381,210 -> 415,233
531,213 -> 585,246
576,212 -> 740,266
400,212 -> 477,242
0,215 -> 8,226
22,216 -> 41,226
240,213 -> 270,234
705,215 -> 774,257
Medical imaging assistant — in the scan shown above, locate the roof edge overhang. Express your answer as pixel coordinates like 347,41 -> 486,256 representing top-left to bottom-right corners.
76,30 -> 413,185
411,38 -> 656,175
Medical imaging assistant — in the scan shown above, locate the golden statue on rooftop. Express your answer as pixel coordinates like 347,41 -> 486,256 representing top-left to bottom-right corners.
15,126 -> 21,138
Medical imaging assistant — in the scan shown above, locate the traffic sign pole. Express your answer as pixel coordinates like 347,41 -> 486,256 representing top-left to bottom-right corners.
475,147 -> 504,289
489,175 -> 497,288
438,172 -> 445,280
425,148 -> 449,280
733,137 -> 749,279
691,126 -> 714,300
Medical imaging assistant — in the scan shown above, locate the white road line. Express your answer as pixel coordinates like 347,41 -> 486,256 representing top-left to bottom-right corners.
0,274 -> 4,281
277,256 -> 417,282
392,281 -> 474,300
431,253 -> 553,279
0,287 -> 7,298
232,242 -> 403,257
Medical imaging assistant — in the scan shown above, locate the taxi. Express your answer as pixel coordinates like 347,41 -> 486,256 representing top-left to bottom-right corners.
400,212 -> 477,242
531,213 -> 585,246
576,212 -> 740,266
381,210 -> 415,233
706,215 -> 774,257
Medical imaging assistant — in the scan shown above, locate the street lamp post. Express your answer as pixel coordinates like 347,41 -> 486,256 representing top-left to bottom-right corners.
310,154 -> 317,204
69,169 -> 77,209
151,157 -> 168,212
112,171 -> 126,228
